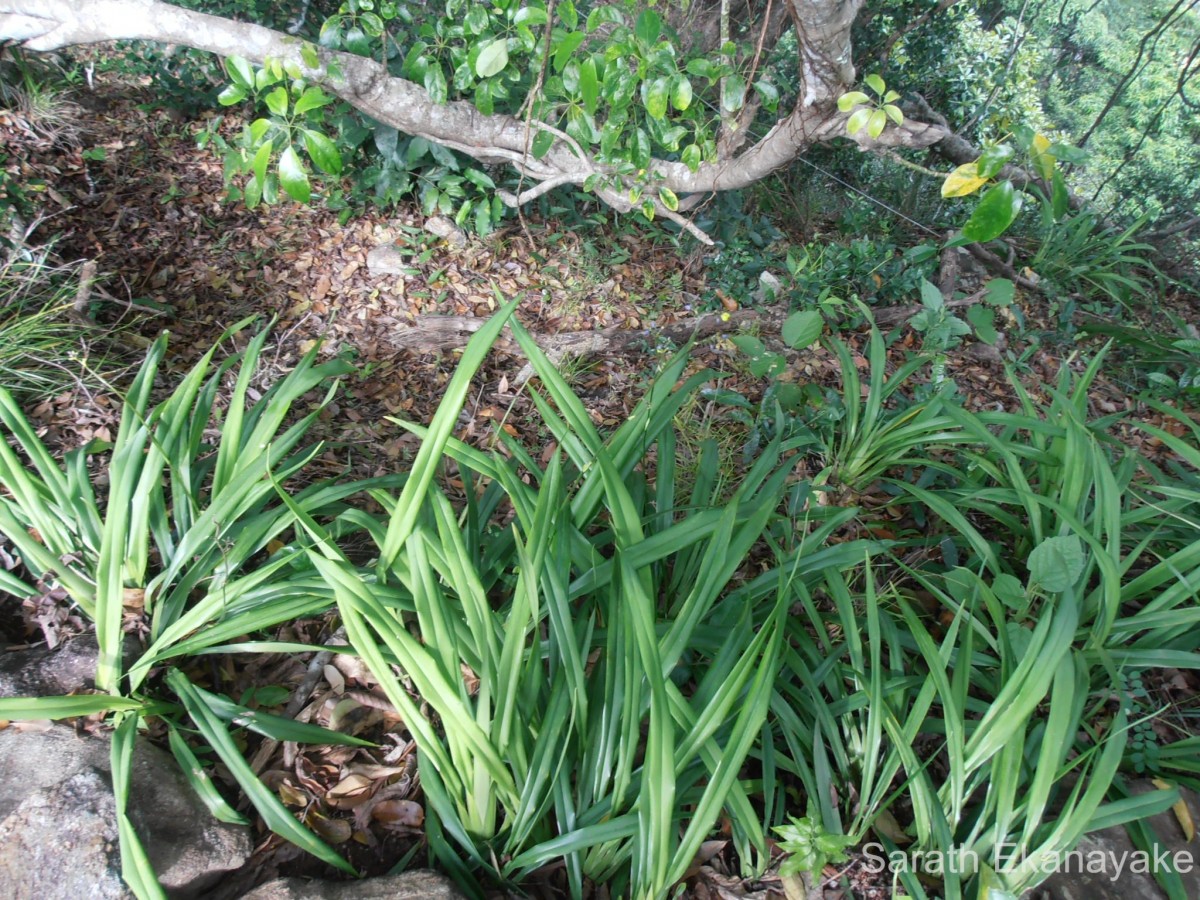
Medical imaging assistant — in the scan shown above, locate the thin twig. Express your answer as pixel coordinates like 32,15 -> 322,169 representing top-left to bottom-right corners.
284,625 -> 348,719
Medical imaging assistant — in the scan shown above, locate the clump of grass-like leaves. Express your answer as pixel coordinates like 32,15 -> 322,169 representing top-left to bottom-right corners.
300,303 -> 880,897
0,320 -> 397,896
1,307 -> 1197,900
0,252 -> 99,399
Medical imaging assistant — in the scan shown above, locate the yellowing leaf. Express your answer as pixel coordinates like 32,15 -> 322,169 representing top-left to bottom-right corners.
942,163 -> 989,198
1032,133 -> 1055,181
1153,778 -> 1195,841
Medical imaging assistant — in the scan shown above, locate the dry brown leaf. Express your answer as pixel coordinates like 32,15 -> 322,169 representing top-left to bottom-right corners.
326,773 -> 376,809
371,799 -> 425,828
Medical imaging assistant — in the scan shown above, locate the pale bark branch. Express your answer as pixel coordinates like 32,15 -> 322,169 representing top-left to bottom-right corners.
0,0 -> 952,242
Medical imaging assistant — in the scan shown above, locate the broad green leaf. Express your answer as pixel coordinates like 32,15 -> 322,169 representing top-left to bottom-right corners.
558,0 -> 578,30
424,65 -> 448,103
721,74 -> 745,112
846,107 -> 871,135
658,187 -> 679,211
837,91 -> 870,112
293,86 -> 332,115
962,180 -> 1022,243
681,143 -> 701,171
531,128 -> 554,158
920,277 -> 944,308
226,56 -> 255,90
252,141 -> 272,188
729,334 -> 766,358
244,173 -> 263,208
553,31 -> 586,72
1048,141 -> 1089,164
476,39 -> 509,78
867,108 -> 887,139
278,146 -> 311,202
464,5 -> 488,34
865,73 -> 886,95
302,129 -> 342,174
672,74 -> 693,111
942,163 -> 989,198
264,87 -> 289,117
1028,535 -> 1085,593
514,6 -> 547,26
217,84 -> 247,106
635,9 -> 662,44
580,57 -> 599,113
642,76 -> 669,119
1051,170 -> 1070,220
883,104 -> 903,125
985,277 -> 1015,307
685,57 -> 717,80
976,143 -> 1014,179
301,42 -> 320,69
753,79 -> 778,111
966,305 -> 997,344
782,311 -> 824,349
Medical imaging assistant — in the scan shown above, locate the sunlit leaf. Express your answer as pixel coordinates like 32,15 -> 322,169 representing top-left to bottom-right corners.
942,163 -> 989,198
278,146 -> 311,203
264,87 -> 288,117
476,39 -> 509,78
867,108 -> 887,139
642,76 -> 669,119
721,74 -> 746,112
837,91 -> 870,112
846,108 -> 871,135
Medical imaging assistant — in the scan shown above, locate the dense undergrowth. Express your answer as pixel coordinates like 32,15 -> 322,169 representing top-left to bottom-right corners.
0,289 -> 1197,899
1,23 -> 1199,899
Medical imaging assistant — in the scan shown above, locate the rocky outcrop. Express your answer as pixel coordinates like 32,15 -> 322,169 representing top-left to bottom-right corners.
0,724 -> 250,898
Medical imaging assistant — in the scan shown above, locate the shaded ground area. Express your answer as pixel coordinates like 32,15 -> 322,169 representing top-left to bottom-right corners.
3,62 -> 1200,898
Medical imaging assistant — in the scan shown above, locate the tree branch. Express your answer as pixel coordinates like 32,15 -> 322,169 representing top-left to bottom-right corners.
0,0 -> 949,241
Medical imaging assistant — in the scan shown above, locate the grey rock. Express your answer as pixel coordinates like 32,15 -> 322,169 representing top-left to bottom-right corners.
423,215 -> 467,248
0,633 -> 142,699
0,633 -> 103,698
754,270 -> 782,303
0,769 -> 127,899
0,726 -> 250,898
242,871 -> 466,899
366,242 -> 409,277
1029,783 -> 1200,900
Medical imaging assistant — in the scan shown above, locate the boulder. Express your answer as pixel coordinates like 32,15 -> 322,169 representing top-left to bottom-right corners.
0,633 -> 104,698
1029,783 -> 1200,900
242,871 -> 466,899
0,726 -> 250,898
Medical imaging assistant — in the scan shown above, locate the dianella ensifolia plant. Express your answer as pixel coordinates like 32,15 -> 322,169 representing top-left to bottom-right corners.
0,321 -> 398,897
290,300 -> 878,899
